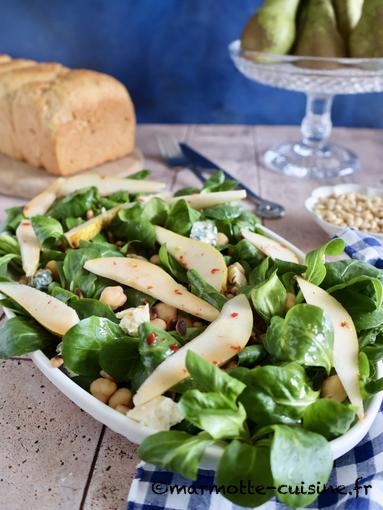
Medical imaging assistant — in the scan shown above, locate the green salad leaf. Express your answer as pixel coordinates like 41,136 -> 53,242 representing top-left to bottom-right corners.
237,344 -> 266,367
201,170 -> 237,193
237,362 -> 319,425
159,244 -> 188,283
138,322 -> 182,372
70,298 -> 118,322
63,242 -> 122,297
216,439 -> 274,507
48,186 -> 98,220
303,399 -> 356,439
0,316 -> 54,358
179,390 -> 248,440
304,238 -> 345,285
264,304 -> 333,373
4,206 -> 24,232
139,431 -> 214,480
165,199 -> 200,236
99,338 -> 140,382
186,351 -> 246,402
264,425 -> 332,507
187,269 -> 227,310
62,316 -> 127,376
250,271 -> 287,322
31,215 -> 64,248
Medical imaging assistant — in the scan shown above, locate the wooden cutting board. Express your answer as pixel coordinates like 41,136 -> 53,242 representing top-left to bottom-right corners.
0,148 -> 145,199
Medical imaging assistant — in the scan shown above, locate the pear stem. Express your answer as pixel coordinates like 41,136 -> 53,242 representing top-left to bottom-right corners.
301,93 -> 334,150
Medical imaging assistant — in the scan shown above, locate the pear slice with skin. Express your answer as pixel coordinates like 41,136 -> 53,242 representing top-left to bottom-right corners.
166,190 -> 247,209
133,294 -> 253,405
16,220 -> 40,277
154,226 -> 227,291
56,174 -> 165,197
297,277 -> 363,419
0,282 -> 79,336
23,178 -> 63,218
65,205 -> 123,248
241,229 -> 299,263
84,257 -> 219,322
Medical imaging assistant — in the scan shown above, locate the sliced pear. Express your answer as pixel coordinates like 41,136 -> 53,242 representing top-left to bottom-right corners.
84,257 -> 219,322
16,220 -> 40,277
57,174 -> 165,197
241,229 -> 299,263
155,226 -> 227,291
23,178 -> 63,218
0,282 -> 79,336
167,190 -> 246,209
133,294 -> 253,405
297,277 -> 363,419
65,206 -> 121,248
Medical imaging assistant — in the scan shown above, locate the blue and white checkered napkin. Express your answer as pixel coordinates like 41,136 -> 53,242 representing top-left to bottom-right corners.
127,227 -> 383,510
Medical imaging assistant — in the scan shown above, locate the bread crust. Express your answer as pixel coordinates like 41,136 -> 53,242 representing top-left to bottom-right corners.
1,62 -> 135,175
0,63 -> 66,158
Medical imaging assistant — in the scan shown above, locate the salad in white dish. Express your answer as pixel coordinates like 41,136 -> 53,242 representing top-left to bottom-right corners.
0,170 -> 383,508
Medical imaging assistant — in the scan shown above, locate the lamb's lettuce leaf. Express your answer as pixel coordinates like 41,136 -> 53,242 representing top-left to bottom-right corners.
165,199 -> 200,236
99,337 -> 140,382
48,186 -> 98,220
0,316 -> 53,358
264,304 -> 333,373
139,431 -> 214,480
62,316 -> 127,376
250,271 -> 286,322
303,399 -> 356,439
304,238 -> 345,285
138,322 -> 182,372
31,215 -> 64,248
235,362 -> 319,425
187,269 -> 226,310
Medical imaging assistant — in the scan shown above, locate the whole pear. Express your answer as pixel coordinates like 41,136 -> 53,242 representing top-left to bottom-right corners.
294,0 -> 346,58
350,0 -> 383,57
241,0 -> 301,54
334,0 -> 364,39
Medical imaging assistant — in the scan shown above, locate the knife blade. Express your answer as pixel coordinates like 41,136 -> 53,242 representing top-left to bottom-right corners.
179,143 -> 285,219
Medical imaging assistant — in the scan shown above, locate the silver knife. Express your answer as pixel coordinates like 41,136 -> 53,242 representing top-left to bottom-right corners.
180,143 -> 285,219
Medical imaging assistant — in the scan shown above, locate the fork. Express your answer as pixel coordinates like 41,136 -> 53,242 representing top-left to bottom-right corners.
157,134 -> 285,219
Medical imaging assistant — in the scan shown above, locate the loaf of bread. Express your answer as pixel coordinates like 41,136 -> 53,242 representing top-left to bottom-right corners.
0,57 -> 135,175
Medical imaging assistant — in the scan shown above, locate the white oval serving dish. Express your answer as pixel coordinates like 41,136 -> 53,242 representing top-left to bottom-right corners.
305,183 -> 383,240
4,226 -> 383,469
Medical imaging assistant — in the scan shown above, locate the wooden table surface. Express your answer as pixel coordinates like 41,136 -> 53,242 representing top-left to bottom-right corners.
0,124 -> 382,510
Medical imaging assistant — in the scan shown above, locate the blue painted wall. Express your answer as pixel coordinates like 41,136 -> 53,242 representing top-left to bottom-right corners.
0,0 -> 382,127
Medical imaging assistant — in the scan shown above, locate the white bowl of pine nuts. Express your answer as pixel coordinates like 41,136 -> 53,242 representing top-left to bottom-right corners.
305,184 -> 383,240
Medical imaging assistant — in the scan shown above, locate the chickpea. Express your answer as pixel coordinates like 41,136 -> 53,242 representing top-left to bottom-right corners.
216,232 -> 229,245
321,374 -> 347,402
150,254 -> 161,265
90,378 -> 117,403
108,388 -> 132,409
99,286 -> 127,310
115,404 -> 130,414
45,260 -> 59,281
50,355 -> 64,368
150,318 -> 167,330
86,209 -> 94,220
153,302 -> 177,324
286,292 -> 296,311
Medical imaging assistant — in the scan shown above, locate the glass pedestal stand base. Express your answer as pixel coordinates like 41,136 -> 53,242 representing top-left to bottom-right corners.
264,141 -> 360,179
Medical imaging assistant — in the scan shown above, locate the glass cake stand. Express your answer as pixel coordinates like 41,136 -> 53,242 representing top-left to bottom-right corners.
229,40 -> 383,179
